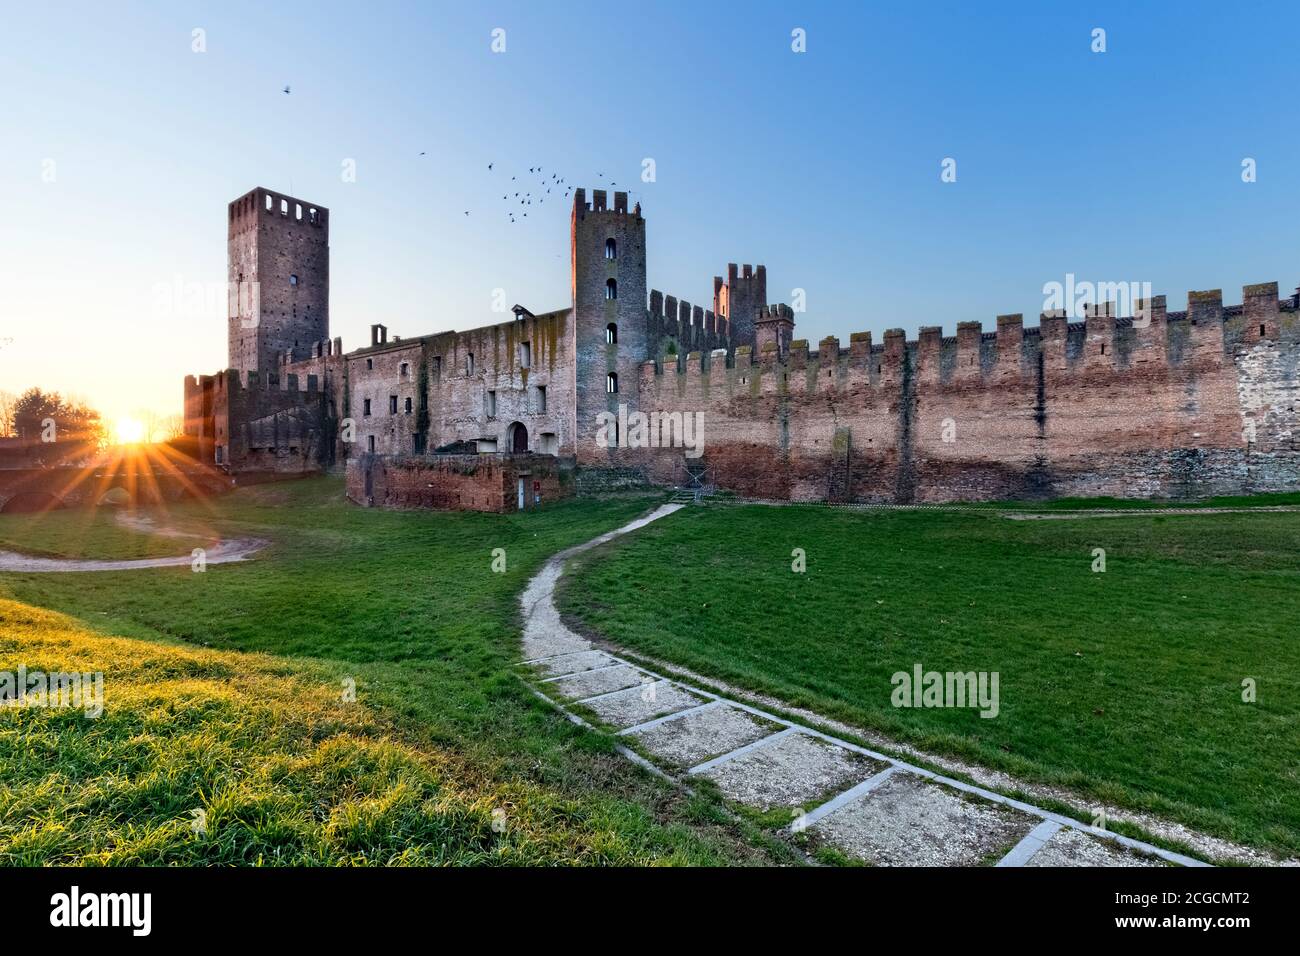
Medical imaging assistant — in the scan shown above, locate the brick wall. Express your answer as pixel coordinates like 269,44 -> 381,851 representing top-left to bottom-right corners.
346,453 -> 575,512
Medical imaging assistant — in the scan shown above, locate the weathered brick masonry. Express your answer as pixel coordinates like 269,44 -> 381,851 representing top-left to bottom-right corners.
187,184 -> 1300,507
636,287 -> 1300,501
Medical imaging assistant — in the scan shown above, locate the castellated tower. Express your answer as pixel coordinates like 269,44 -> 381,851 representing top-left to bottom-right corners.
571,188 -> 648,465
712,263 -> 766,347
227,187 -> 330,374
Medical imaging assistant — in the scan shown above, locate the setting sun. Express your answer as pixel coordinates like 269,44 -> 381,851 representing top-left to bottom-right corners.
114,415 -> 146,445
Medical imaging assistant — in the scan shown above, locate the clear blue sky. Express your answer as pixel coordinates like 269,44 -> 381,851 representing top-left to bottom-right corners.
1,0 -> 1297,424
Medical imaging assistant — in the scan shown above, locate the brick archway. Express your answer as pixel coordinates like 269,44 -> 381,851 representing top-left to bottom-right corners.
509,422 -> 528,453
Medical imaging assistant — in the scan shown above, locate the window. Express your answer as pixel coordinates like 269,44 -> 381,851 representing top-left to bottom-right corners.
295,203 -> 303,220
280,199 -> 288,216
363,398 -> 372,417
404,397 -> 413,415
536,385 -> 547,413
389,395 -> 398,415
606,323 -> 617,344
414,433 -> 426,453
605,278 -> 617,300
400,362 -> 409,378
368,435 -> 376,453
467,353 -> 475,375
520,341 -> 531,368
605,238 -> 617,259
308,207 -> 318,225
289,274 -> 298,286
367,358 -> 373,370
265,194 -> 273,211
606,372 -> 618,394
487,390 -> 497,417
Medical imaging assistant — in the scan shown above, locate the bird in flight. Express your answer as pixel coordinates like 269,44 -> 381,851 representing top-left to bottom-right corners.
283,85 -> 291,95
488,163 -> 494,170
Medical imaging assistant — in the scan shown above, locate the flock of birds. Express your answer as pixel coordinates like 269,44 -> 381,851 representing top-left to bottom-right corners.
281,83 -> 623,224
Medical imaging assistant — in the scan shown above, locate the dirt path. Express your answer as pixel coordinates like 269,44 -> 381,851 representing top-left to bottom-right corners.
519,503 -> 1291,868
0,537 -> 266,572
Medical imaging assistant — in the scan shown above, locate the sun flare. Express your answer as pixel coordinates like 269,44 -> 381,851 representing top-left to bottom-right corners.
114,416 -> 146,445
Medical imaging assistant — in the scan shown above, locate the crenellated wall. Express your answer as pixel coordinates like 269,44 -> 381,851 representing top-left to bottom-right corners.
635,284 -> 1300,502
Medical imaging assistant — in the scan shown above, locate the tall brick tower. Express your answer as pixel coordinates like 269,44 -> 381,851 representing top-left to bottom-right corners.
227,187 -> 329,374
571,188 -> 648,464
712,263 -> 766,348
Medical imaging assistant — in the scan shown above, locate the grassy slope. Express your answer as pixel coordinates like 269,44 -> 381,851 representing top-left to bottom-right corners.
0,508 -> 211,559
559,503 -> 1300,856
0,479 -> 782,866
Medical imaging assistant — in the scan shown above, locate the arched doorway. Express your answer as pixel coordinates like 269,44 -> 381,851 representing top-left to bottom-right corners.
509,422 -> 528,453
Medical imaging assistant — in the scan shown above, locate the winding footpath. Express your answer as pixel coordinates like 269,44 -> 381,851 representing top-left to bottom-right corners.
0,538 -> 266,573
519,503 -> 1259,868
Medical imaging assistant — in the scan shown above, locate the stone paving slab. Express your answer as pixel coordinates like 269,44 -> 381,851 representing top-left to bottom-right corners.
630,703 -> 781,770
698,731 -> 885,812
530,649 -> 616,678
809,771 -> 1037,866
1027,825 -> 1166,867
582,680 -> 707,730
549,664 -> 646,701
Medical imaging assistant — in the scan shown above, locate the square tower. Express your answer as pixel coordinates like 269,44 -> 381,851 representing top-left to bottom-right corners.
712,263 -> 766,348
571,188 -> 648,464
227,188 -> 330,374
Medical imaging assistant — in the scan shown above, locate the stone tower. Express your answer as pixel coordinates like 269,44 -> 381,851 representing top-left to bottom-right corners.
712,263 -> 766,348
227,187 -> 330,375
571,188 -> 648,464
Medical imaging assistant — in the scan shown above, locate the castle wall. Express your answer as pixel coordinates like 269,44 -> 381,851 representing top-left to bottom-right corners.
636,287 -> 1300,502
346,453 -> 575,512
214,369 -> 330,475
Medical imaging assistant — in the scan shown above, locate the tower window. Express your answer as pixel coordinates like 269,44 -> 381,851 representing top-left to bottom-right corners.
487,390 -> 497,417
368,435 -> 376,453
536,385 -> 547,413
404,397 -> 413,415
606,323 -> 617,344
400,362 -> 409,378
280,199 -> 288,216
606,372 -> 618,394
265,194 -> 273,211
605,279 -> 617,300
295,203 -> 303,220
367,358 -> 373,370
289,274 -> 298,286
605,238 -> 617,259
389,395 -> 398,414
363,398 -> 372,417
520,341 -> 531,368
309,207 -> 319,225
467,353 -> 475,375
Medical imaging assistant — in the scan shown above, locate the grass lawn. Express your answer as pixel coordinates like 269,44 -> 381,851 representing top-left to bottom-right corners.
558,502 -> 1300,857
0,478 -> 787,866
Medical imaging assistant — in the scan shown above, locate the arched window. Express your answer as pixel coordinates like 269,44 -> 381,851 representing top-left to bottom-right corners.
605,278 -> 617,300
606,372 -> 618,394
605,238 -> 617,260
606,323 -> 617,344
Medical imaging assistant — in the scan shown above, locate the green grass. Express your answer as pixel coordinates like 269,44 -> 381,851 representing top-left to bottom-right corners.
0,478 -> 786,866
558,503 -> 1300,857
0,507 -> 212,559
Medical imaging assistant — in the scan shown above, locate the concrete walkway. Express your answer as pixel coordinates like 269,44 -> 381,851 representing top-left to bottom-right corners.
518,503 -> 1210,868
